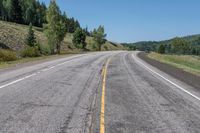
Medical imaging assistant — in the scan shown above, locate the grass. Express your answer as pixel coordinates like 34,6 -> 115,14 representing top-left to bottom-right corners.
0,20 -> 124,53
0,54 -> 76,69
0,20 -> 125,69
148,52 -> 200,76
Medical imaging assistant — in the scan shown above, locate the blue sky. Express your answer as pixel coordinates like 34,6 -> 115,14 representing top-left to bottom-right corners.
40,0 -> 200,43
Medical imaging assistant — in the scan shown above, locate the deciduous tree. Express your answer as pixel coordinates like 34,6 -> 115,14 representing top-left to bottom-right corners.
92,25 -> 107,51
44,0 -> 66,54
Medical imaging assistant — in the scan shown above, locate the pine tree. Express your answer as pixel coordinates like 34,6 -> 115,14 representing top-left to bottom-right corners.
26,23 -> 36,47
12,0 -> 23,23
2,0 -> 11,21
84,26 -> 90,36
68,17 -> 75,33
72,28 -> 86,49
0,0 -> 2,19
158,44 -> 165,54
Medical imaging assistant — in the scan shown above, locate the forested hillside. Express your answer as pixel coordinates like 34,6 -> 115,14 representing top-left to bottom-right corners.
0,21 -> 123,52
0,0 -> 81,32
123,34 -> 200,55
0,0 -> 124,62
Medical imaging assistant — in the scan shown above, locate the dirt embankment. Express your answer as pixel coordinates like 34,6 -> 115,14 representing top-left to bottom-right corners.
138,52 -> 200,90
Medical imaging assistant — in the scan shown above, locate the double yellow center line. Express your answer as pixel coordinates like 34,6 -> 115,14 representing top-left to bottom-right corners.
100,58 -> 111,133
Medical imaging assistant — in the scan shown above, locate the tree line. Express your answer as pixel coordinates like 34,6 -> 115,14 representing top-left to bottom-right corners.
123,36 -> 200,56
0,0 -> 82,31
0,0 -> 46,27
157,37 -> 200,55
22,0 -> 106,56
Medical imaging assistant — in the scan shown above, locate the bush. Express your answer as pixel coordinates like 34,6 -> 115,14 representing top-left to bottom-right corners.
21,47 -> 41,57
0,49 -> 18,61
104,45 -> 108,50
92,43 -> 98,51
38,43 -> 51,55
158,44 -> 165,54
73,28 -> 87,49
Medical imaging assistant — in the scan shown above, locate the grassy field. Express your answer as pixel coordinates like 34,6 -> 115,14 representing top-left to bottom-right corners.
0,21 -> 125,53
148,52 -> 200,76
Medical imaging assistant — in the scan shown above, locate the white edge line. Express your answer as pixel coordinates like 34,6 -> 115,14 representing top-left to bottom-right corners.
132,54 -> 200,101
0,58 -> 74,89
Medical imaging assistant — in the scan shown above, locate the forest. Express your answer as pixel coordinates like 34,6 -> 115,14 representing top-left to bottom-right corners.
0,0 -> 83,33
123,35 -> 200,55
0,0 -> 112,62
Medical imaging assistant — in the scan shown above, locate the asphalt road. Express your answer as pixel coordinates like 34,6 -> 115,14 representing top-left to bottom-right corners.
0,51 -> 200,133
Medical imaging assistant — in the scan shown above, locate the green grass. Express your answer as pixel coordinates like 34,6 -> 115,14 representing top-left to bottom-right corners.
148,52 -> 200,76
0,54 -> 76,69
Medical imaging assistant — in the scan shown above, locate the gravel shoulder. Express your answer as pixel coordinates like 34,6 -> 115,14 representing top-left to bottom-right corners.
138,52 -> 200,90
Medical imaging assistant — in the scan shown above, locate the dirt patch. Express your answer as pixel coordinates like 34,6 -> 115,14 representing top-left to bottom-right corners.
138,52 -> 200,90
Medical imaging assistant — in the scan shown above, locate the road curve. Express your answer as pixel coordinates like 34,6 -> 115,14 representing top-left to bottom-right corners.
93,52 -> 200,133
0,52 -> 119,133
0,51 -> 200,133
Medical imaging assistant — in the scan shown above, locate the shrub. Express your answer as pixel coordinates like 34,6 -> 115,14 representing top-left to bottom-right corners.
158,44 -> 165,54
21,47 -> 41,57
92,43 -> 98,51
0,49 -> 18,61
38,43 -> 51,55
104,45 -> 108,50
72,28 -> 87,49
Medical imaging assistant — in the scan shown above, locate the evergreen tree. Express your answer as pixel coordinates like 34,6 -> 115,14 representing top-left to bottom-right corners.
171,37 -> 189,54
74,20 -> 80,30
65,17 -> 81,33
158,44 -> 165,54
84,26 -> 90,36
67,17 -> 75,33
12,0 -> 23,23
25,2 -> 36,24
0,0 -> 2,19
35,1 -> 47,27
26,23 -> 36,47
72,27 -> 86,49
2,0 -> 12,21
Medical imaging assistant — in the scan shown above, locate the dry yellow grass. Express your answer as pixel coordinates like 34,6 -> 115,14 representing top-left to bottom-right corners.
0,20 -> 124,53
0,54 -> 76,69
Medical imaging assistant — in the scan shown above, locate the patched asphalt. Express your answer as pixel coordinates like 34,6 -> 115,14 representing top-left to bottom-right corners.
0,51 -> 200,133
100,52 -> 200,133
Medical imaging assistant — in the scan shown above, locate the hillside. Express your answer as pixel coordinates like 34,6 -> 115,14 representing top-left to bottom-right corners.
159,34 -> 200,46
0,21 -> 124,53
123,34 -> 200,51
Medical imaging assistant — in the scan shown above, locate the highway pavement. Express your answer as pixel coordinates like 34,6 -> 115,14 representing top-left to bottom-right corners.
0,51 -> 200,133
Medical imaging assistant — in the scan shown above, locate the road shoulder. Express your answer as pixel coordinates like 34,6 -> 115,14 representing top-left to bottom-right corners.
138,52 -> 200,90
0,54 -> 80,72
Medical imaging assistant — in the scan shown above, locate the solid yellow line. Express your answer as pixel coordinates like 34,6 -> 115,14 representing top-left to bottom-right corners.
100,58 -> 111,133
